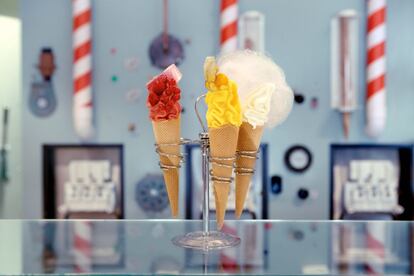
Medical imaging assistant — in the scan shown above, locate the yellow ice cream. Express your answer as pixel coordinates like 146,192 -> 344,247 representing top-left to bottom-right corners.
243,83 -> 275,128
204,57 -> 242,128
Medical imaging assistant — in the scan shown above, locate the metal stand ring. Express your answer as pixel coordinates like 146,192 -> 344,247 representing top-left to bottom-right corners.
210,174 -> 233,184
155,137 -> 190,171
235,150 -> 260,175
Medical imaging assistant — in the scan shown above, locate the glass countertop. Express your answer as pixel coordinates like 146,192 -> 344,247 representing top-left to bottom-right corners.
0,220 -> 412,275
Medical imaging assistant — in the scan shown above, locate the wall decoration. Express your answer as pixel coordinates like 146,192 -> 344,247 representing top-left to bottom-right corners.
270,175 -> 282,195
330,144 -> 413,220
135,174 -> 169,215
297,188 -> 309,200
43,144 -> 124,219
149,0 -> 184,69
239,11 -> 265,52
296,188 -> 318,202
123,57 -> 139,71
127,123 -> 136,133
331,9 -> 359,139
125,88 -> 140,103
0,108 -> 9,183
110,47 -> 117,55
284,145 -> 313,173
29,47 -> 57,117
73,0 -> 94,140
365,0 -> 387,137
111,75 -> 119,83
310,97 -> 319,109
294,93 -> 305,104
220,0 -> 238,54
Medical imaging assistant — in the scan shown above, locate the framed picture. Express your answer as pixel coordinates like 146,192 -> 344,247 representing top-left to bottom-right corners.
43,144 -> 124,219
330,144 -> 413,220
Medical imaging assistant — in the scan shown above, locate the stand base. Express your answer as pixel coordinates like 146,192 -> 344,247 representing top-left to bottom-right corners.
172,231 -> 241,251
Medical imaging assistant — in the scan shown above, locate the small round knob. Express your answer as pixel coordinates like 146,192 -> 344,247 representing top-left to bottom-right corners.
294,94 -> 305,104
297,188 -> 309,200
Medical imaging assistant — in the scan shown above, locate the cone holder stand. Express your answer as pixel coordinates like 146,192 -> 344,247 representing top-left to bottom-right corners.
235,149 -> 259,175
160,94 -> 241,251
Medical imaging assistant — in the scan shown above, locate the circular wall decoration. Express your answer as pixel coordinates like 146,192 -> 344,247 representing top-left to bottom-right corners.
284,145 -> 313,173
29,82 -> 57,117
149,33 -> 184,69
135,174 -> 169,213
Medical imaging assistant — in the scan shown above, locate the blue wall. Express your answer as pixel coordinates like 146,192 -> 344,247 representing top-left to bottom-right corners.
22,0 -> 414,219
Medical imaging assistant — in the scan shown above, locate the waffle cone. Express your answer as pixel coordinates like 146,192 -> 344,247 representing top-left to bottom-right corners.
152,118 -> 181,217
235,122 -> 264,218
209,124 -> 239,229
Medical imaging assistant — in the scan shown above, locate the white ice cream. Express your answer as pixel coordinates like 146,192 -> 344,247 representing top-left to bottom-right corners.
218,50 -> 294,128
243,83 -> 275,128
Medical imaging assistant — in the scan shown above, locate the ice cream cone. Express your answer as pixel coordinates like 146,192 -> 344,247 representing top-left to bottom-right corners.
209,124 -> 239,229
235,122 -> 264,218
152,117 -> 181,217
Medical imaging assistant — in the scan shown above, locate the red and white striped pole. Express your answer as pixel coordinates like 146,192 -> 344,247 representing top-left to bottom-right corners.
73,0 -> 94,140
73,221 -> 92,273
366,0 -> 386,137
220,0 -> 238,54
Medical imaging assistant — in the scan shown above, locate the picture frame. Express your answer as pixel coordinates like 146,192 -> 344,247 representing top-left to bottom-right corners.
330,144 -> 413,220
43,144 -> 124,219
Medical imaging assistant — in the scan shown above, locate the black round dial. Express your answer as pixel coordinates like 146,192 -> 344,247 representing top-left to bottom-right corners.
284,145 -> 313,173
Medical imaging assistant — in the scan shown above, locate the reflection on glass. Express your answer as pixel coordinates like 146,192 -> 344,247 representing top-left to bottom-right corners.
332,222 -> 411,274
9,220 -> 412,275
31,221 -> 125,274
